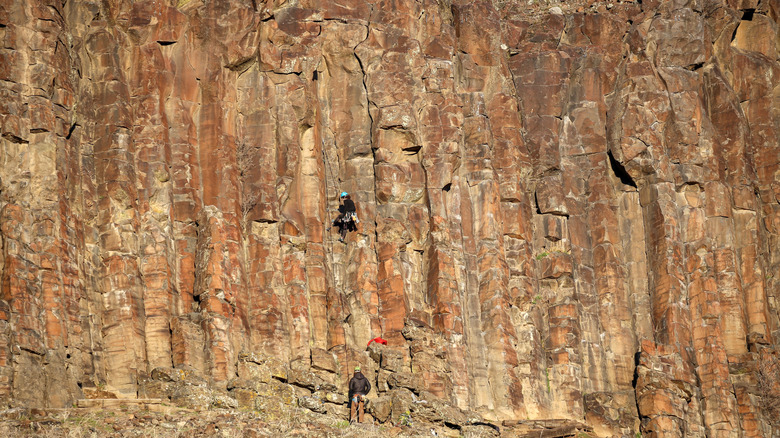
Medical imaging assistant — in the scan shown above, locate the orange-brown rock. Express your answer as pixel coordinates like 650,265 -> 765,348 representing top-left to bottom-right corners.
1,0 -> 779,436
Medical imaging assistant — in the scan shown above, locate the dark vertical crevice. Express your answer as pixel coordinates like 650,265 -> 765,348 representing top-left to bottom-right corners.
608,150 -> 637,188
66,122 -> 79,139
534,191 -> 542,214
633,351 -> 645,435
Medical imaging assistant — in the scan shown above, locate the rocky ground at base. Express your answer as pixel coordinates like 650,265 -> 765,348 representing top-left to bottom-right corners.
0,406 -> 402,438
0,404 -> 590,438
0,330 -> 594,438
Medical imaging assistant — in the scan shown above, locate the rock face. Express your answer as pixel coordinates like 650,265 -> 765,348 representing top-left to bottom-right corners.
0,0 -> 778,436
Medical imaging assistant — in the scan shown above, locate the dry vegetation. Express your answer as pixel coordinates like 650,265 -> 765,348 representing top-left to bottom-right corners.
0,404 -> 448,438
237,139 -> 260,219
758,350 -> 780,427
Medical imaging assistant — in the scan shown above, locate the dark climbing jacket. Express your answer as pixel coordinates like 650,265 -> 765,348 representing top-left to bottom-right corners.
339,199 -> 356,215
334,198 -> 358,231
348,371 -> 371,399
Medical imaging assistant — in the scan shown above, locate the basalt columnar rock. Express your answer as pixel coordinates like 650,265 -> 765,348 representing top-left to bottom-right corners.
0,0 -> 778,436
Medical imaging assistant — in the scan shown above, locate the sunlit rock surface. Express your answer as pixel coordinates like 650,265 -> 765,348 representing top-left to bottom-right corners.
1,0 -> 778,436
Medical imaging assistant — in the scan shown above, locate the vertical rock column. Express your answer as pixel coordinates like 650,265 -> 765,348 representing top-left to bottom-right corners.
260,5 -> 336,363
654,9 -> 746,436
64,0 -> 109,396
723,9 -> 780,433
614,38 -> 711,434
276,77 -> 312,363
161,7 -> 205,371
451,0 -> 528,418
193,206 -> 240,382
52,0 -> 91,405
126,2 -> 183,371
58,60 -> 92,412
489,87 -> 544,417
509,14 -> 583,420
699,61 -> 759,435
236,68 -> 289,361
562,11 -> 642,434
0,0 -> 56,395
251,4 -> 327,366
300,112 -> 331,353
356,2 -> 421,349
462,115 -> 525,418
418,13 -> 470,406
721,7 -> 778,347
245,219 -> 288,361
320,18 -> 380,358
0,0 -> 91,407
82,26 -> 146,396
635,340 -> 705,437
166,31 -> 201,316
188,0 -> 257,383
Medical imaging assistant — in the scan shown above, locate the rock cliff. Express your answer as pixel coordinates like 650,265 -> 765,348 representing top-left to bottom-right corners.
1,0 -> 779,436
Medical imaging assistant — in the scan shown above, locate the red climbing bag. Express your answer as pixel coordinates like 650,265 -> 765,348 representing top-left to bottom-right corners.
367,337 -> 388,347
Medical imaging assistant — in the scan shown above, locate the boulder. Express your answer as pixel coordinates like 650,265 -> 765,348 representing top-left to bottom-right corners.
171,385 -> 212,410
298,395 -> 326,414
211,394 -> 239,409
368,395 -> 393,423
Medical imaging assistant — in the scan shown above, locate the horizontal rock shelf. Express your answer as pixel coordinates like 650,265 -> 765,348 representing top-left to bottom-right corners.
76,399 -> 164,409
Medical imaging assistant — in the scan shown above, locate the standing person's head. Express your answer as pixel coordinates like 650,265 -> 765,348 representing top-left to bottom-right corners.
354,365 -> 361,375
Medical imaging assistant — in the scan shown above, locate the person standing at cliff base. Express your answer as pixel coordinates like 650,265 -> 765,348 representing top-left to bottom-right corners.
348,365 -> 371,423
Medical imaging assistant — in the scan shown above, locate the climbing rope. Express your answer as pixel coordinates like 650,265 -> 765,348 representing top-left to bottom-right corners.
321,140 -> 339,235
321,138 -> 343,293
321,142 -> 339,217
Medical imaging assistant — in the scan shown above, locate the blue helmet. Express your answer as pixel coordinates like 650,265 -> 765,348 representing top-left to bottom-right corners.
340,192 -> 348,198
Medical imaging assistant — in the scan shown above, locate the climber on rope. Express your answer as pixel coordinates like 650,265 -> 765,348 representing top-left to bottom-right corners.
348,365 -> 371,424
331,192 -> 358,242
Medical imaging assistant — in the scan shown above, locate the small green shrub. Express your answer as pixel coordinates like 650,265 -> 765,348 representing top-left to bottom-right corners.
544,368 -> 551,393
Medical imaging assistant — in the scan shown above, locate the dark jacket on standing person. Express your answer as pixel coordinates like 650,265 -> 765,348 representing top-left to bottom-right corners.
348,371 -> 371,399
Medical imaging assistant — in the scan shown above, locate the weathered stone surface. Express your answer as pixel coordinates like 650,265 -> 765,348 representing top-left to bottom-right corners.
236,352 -> 288,383
1,0 -> 779,437
369,395 -> 393,423
298,395 -> 326,414
211,394 -> 239,409
170,385 -> 212,411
